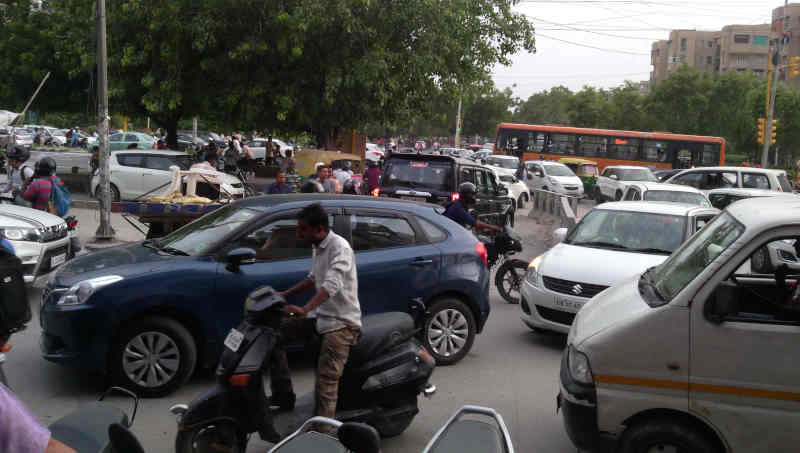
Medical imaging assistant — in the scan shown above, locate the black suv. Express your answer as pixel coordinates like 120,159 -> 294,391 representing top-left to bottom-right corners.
379,153 -> 515,226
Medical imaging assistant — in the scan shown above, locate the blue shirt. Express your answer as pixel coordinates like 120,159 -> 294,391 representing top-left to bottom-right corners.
444,201 -> 476,228
265,182 -> 294,194
0,239 -> 14,255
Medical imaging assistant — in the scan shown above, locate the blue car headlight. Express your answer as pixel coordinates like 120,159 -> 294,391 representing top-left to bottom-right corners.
57,275 -> 124,306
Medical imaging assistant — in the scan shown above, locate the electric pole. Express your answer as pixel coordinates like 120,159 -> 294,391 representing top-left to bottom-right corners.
762,0 -> 789,168
95,0 -> 114,239
454,97 -> 462,149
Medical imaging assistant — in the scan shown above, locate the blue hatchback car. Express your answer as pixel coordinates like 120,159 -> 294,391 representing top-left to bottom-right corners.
40,195 -> 491,396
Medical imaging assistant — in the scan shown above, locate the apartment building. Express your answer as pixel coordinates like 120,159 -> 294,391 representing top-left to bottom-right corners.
650,30 -> 720,84
718,24 -> 771,76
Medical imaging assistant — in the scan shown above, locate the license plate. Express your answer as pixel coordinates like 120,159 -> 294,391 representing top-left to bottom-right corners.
51,253 -> 66,268
224,328 -> 244,352
400,196 -> 425,201
554,298 -> 582,311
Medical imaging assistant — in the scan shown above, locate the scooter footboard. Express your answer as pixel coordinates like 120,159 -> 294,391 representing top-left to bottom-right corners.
49,402 -> 128,453
421,405 -> 514,453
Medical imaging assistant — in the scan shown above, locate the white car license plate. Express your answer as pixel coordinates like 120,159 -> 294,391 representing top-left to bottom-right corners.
51,253 -> 66,268
554,297 -> 582,311
224,328 -> 244,352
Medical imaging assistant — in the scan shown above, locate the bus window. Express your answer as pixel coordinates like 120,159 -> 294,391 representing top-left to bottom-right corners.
578,135 -> 607,158
643,140 -> 669,162
702,144 -> 719,165
530,132 -> 546,153
550,133 -> 576,155
496,128 -> 531,156
609,138 -> 641,160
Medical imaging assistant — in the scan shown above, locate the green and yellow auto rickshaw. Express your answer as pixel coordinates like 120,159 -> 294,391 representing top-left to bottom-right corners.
559,157 -> 599,195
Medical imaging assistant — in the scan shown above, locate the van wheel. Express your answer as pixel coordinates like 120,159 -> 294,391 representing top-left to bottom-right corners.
95,184 -> 120,202
517,195 -> 525,209
619,418 -> 720,453
615,190 -> 623,201
422,299 -> 476,366
111,316 -> 197,397
594,187 -> 604,203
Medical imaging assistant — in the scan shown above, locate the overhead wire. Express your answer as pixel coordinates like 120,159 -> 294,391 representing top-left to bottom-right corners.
534,32 -> 650,55
527,15 -> 662,39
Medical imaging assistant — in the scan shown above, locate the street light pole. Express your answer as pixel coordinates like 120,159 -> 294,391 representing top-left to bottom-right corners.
95,0 -> 114,239
762,0 -> 789,168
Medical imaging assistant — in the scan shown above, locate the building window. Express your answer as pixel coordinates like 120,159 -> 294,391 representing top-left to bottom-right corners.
681,38 -> 687,50
700,40 -> 705,47
679,55 -> 686,62
734,34 -> 750,44
708,40 -> 713,48
753,35 -> 768,45
736,55 -> 747,65
754,69 -> 765,76
707,56 -> 712,65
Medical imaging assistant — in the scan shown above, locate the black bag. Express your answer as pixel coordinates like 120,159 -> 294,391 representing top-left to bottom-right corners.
0,248 -> 30,335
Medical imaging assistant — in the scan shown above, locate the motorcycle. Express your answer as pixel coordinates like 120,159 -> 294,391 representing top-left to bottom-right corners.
479,225 -> 527,304
112,405 -> 513,453
171,286 -> 436,453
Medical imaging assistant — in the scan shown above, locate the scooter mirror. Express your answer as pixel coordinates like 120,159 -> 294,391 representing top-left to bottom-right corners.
338,422 -> 381,453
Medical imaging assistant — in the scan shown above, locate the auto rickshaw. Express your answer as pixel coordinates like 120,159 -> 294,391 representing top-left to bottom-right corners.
558,157 -> 598,195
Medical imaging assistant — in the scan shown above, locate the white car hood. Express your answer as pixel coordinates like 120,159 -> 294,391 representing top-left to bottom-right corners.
0,204 -> 65,228
490,165 -> 517,176
541,242 -> 669,287
569,275 -> 650,346
550,175 -> 582,186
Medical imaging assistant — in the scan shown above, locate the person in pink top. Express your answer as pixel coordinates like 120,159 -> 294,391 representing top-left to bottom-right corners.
0,383 -> 76,453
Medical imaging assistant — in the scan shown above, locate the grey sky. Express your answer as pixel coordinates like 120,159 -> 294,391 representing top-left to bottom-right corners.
492,0 -> 773,100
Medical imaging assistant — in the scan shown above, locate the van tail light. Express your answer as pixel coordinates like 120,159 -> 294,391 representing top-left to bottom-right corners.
0,344 -> 10,353
475,242 -> 488,267
370,187 -> 380,197
450,192 -> 460,202
229,374 -> 252,387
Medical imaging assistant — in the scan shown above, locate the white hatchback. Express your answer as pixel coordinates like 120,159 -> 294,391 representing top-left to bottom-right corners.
91,150 -> 244,201
520,201 -> 719,333
524,161 -> 584,197
621,182 -> 710,206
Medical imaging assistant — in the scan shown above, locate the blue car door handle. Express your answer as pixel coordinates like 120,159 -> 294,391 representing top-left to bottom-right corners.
410,259 -> 434,267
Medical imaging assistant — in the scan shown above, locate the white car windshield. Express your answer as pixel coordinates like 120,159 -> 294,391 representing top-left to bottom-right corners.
543,165 -> 574,177
644,190 -> 710,206
618,168 -> 657,182
155,205 -> 259,255
647,212 -> 744,305
566,209 -> 686,254
488,157 -> 518,169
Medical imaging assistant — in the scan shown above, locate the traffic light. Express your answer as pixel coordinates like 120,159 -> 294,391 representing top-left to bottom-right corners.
771,119 -> 778,145
756,118 -> 766,144
791,56 -> 800,78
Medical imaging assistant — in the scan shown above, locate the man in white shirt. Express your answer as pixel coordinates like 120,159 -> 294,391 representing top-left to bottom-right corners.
270,203 -> 362,420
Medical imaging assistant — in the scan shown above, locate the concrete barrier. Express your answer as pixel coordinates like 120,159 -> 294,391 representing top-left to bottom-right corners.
527,189 -> 579,229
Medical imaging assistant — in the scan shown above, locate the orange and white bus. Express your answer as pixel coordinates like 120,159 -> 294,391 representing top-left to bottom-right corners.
493,123 -> 725,171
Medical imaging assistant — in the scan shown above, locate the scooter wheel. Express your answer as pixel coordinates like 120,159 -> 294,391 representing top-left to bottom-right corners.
175,421 -> 247,453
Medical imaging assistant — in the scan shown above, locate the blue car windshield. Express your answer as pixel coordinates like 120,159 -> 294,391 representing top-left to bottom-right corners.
157,205 -> 259,255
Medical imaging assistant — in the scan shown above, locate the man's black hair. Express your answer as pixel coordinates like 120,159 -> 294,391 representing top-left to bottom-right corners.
298,203 -> 329,231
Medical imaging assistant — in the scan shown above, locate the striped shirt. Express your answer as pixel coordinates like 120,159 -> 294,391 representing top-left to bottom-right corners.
23,176 -> 64,212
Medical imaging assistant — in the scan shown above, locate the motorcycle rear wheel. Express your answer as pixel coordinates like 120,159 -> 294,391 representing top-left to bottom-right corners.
175,421 -> 247,453
496,259 -> 528,304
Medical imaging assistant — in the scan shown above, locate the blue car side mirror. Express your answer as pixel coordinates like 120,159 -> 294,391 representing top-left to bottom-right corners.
226,248 -> 256,272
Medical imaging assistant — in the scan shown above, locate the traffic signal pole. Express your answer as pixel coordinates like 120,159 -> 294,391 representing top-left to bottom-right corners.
763,0 -> 789,168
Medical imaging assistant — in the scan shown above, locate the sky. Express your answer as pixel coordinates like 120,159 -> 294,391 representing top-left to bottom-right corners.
492,0 -> 775,101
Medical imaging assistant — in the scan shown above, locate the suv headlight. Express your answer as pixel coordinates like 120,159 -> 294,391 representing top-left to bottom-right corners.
56,275 -> 124,306
568,346 -> 593,385
525,256 -> 542,287
3,227 -> 42,242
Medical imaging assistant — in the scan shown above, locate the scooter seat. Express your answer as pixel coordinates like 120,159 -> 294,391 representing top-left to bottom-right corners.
428,419 -> 506,453
348,312 -> 414,365
49,402 -> 129,453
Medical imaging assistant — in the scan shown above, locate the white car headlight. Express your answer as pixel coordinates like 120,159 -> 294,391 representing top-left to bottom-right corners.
57,275 -> 124,306
525,255 -> 542,287
568,346 -> 593,385
3,227 -> 42,242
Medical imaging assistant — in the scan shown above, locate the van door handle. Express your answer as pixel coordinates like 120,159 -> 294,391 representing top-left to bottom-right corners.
410,259 -> 433,267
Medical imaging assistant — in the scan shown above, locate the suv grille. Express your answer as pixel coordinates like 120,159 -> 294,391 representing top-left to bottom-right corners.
542,276 -> 608,298
535,305 -> 576,326
40,224 -> 68,242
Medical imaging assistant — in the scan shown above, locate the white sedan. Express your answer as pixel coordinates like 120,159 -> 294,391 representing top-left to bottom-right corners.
520,201 -> 719,333
0,204 -> 71,283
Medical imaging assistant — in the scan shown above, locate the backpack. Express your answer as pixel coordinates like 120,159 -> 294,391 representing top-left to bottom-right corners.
0,248 -> 29,336
48,177 -> 71,217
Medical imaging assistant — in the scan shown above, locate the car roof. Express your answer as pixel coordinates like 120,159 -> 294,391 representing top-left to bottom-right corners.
707,187 -> 795,197
727,197 -> 800,231
233,194 -> 445,213
674,166 -> 786,175
628,182 -> 703,193
387,152 -> 476,166
487,155 -> 517,160
604,165 -> 651,170
595,201 -> 716,216
114,149 -> 188,156
558,157 -> 597,164
539,161 -> 568,167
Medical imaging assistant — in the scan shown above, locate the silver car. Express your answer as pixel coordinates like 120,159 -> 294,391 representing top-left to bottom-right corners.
0,204 -> 71,283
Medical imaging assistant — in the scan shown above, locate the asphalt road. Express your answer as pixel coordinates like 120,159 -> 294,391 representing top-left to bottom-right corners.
5,201 -> 593,453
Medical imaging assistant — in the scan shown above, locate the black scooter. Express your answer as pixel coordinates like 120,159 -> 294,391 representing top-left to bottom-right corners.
171,286 -> 436,453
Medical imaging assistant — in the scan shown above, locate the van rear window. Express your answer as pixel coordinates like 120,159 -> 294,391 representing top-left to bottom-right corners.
778,173 -> 793,192
382,159 -> 453,191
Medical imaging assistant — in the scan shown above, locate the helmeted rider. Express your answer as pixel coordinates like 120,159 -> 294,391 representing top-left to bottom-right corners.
2,146 -> 35,202
443,182 -> 502,232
